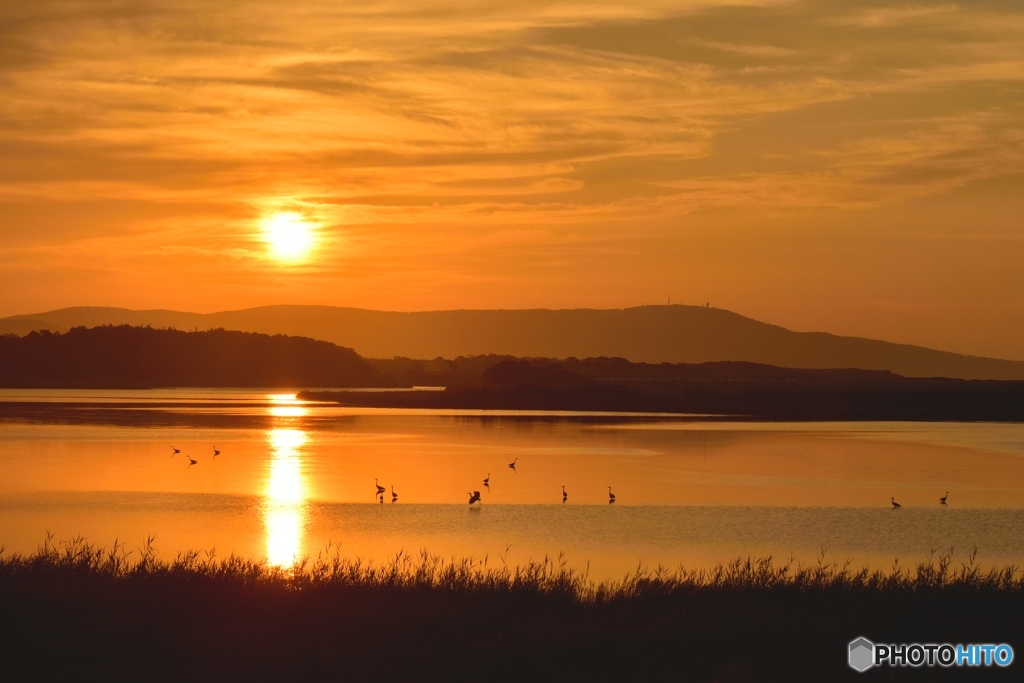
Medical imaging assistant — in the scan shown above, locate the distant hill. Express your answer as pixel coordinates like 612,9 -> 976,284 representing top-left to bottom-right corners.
3,305 -> 1024,380
0,326 -> 375,388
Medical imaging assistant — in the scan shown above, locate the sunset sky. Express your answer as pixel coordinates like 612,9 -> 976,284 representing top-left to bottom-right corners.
2,1 -> 1023,359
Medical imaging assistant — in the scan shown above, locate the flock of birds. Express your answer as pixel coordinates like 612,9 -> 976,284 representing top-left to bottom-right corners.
177,446 -> 611,505
174,444 -> 947,509
376,456 -> 618,506
465,457 -> 616,506
890,491 -> 949,508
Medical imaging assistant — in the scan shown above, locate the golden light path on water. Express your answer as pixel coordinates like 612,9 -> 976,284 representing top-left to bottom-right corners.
269,392 -> 307,418
264,394 -> 309,567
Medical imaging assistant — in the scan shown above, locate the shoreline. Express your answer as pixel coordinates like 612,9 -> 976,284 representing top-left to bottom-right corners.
300,383 -> 1024,422
3,397 -> 1024,426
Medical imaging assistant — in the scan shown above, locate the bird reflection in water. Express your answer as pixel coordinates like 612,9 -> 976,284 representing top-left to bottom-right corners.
265,427 -> 308,568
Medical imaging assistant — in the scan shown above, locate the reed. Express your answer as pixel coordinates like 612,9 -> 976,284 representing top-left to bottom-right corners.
4,534 -> 1020,598
2,535 -> 1022,681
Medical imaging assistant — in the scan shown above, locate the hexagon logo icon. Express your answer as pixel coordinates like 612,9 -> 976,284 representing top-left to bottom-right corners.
849,637 -> 875,672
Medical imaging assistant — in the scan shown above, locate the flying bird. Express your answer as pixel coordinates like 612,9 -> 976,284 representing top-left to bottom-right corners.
391,486 -> 398,503
608,487 -> 616,504
890,497 -> 901,509
468,491 -> 481,505
562,485 -> 568,504
939,491 -> 948,505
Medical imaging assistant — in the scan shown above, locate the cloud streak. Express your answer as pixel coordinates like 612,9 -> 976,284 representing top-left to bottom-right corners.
1,0 -> 1024,357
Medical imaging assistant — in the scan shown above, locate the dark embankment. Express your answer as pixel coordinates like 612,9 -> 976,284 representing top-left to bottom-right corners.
1,540 -> 1020,682
306,358 -> 1024,421
0,325 -> 376,388
5,304 -> 1024,379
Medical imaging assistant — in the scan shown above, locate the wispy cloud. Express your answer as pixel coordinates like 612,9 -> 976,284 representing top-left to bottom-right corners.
1,0 -> 1024,357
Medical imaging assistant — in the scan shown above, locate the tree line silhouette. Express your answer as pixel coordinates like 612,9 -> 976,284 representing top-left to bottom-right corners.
313,357 -> 1024,421
0,326 -> 375,388
3,326 -> 1023,419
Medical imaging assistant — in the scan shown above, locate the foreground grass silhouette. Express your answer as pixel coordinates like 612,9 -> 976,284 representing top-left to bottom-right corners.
1,537 -> 1021,682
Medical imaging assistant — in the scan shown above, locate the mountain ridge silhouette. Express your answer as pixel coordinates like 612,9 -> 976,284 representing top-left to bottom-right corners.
2,304 -> 1022,380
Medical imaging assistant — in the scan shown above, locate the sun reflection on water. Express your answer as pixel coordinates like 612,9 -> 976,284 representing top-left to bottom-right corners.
265,427 -> 308,568
269,393 -> 308,418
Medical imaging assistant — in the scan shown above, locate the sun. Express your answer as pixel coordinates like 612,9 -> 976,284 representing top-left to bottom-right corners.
262,212 -> 315,262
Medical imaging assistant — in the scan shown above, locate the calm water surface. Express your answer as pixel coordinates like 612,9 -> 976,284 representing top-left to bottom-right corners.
2,389 -> 1023,580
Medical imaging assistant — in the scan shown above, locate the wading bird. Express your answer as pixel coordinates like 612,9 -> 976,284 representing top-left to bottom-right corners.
608,487 -> 616,504
562,485 -> 568,504
468,491 -> 481,505
213,446 -> 220,458
391,486 -> 398,503
890,497 -> 901,509
375,479 -> 386,496
171,446 -> 180,455
509,458 -> 517,471
940,491 -> 948,505
187,455 -> 198,467
483,473 -> 490,488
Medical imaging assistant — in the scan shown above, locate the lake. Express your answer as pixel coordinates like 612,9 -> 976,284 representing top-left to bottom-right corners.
2,389 -> 1024,581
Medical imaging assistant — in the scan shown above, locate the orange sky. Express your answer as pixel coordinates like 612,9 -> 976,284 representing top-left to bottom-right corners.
1,1 -> 1023,359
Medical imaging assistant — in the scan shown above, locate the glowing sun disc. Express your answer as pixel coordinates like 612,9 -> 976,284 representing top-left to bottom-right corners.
263,212 -> 314,261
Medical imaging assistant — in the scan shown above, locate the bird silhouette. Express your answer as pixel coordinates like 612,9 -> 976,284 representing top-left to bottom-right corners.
468,491 -> 481,505
375,479 -> 386,495
171,446 -> 181,455
213,446 -> 220,458
940,491 -> 948,505
508,458 -> 518,471
608,487 -> 616,504
483,473 -> 491,488
890,497 -> 902,509
391,486 -> 398,503
562,485 -> 568,504
186,455 -> 198,467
